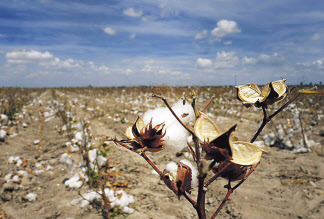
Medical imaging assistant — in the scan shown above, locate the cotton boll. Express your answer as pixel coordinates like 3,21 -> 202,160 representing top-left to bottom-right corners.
0,114 -> 9,125
64,173 -> 83,189
60,153 -> 73,173
163,123 -> 190,152
143,107 -> 176,127
0,130 -> 7,141
26,193 -> 37,202
75,131 -> 85,143
180,159 -> 198,188
164,161 -> 178,182
171,100 -> 195,124
97,155 -> 108,167
88,149 -> 97,163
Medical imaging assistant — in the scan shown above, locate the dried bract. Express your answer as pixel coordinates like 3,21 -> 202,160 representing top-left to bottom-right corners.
161,162 -> 192,198
235,79 -> 288,107
213,161 -> 248,182
125,117 -> 165,152
194,113 -> 265,165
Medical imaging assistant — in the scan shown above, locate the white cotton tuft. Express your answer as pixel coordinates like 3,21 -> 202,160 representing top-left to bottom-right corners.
0,114 -> 9,125
163,123 -> 190,152
64,173 -> 83,189
180,159 -> 198,188
26,193 -> 37,202
164,161 -> 178,182
75,131 -> 85,143
171,100 -> 195,124
142,99 -> 195,152
0,129 -> 7,141
60,153 -> 73,173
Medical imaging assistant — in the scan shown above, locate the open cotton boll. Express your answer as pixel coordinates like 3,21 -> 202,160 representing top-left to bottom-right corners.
0,114 -> 9,125
143,107 -> 176,127
180,159 -> 198,188
163,123 -> 190,152
64,173 -> 83,189
60,153 -> 73,173
26,193 -> 37,202
75,131 -> 85,143
171,100 -> 195,124
0,130 -> 7,141
164,161 -> 178,182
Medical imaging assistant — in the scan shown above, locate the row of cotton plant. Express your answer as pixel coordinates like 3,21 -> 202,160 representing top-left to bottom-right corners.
50,90 -> 135,218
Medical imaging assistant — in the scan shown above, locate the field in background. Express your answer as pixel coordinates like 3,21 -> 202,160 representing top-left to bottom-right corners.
0,85 -> 323,219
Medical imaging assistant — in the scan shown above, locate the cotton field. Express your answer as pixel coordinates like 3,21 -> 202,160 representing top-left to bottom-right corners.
0,86 -> 323,218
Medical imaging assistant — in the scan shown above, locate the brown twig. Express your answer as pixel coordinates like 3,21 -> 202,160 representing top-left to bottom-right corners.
201,97 -> 215,113
184,192 -> 197,207
204,161 -> 232,188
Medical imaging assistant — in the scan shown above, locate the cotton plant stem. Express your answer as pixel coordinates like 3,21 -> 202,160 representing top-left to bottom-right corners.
141,152 -> 162,176
201,97 -> 215,113
184,192 -> 197,207
204,161 -> 232,188
111,140 -> 163,176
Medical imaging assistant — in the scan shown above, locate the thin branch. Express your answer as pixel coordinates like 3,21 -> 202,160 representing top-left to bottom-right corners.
204,161 -> 232,188
141,152 -> 162,177
152,94 -> 195,136
183,192 -> 197,207
201,97 -> 215,113
187,142 -> 197,162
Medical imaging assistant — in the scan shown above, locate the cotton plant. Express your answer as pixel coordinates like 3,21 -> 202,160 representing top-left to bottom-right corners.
111,80 -> 318,219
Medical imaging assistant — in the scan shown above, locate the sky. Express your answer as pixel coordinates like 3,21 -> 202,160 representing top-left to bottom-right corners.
0,0 -> 323,87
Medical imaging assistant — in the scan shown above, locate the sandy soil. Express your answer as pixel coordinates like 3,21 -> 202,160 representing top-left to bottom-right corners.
0,88 -> 323,219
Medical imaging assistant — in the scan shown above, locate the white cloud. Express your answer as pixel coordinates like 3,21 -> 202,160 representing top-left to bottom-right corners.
141,59 -> 190,79
5,49 -> 110,76
214,51 -> 239,68
6,50 -> 53,64
211,20 -> 241,40
129,33 -> 136,39
0,34 -> 5,37
123,7 -> 143,17
223,41 -> 232,45
196,58 -> 212,68
195,30 -> 207,40
103,27 -> 116,35
311,33 -> 320,41
242,53 -> 285,65
122,68 -> 133,75
242,56 -> 257,65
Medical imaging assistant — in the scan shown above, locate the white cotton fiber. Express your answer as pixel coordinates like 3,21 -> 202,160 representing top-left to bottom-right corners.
0,114 -> 9,125
26,193 -> 37,202
163,123 -> 190,152
180,159 -> 198,188
0,130 -> 7,141
104,188 -> 135,213
60,153 -> 73,173
64,173 -> 83,189
142,99 -> 195,152
75,131 -> 85,143
164,161 -> 178,182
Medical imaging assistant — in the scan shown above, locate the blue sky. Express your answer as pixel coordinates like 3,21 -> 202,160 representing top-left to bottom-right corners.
0,0 -> 323,87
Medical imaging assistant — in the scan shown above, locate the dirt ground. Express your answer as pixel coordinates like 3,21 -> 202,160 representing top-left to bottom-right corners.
0,88 -> 323,219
